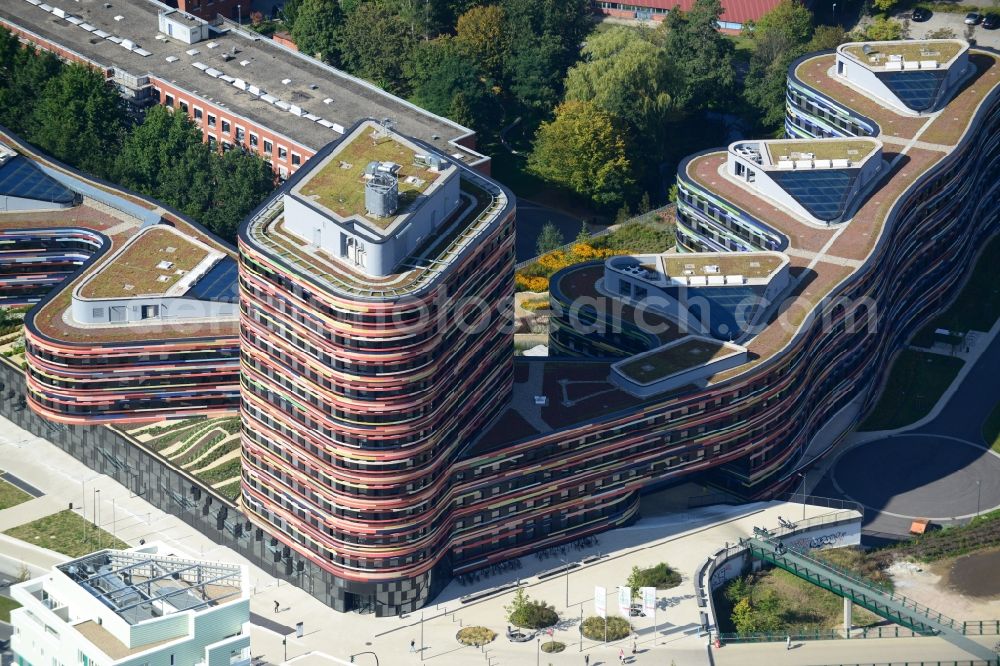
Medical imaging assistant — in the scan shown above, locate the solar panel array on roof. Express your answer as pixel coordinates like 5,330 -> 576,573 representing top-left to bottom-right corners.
0,156 -> 76,204
186,257 -> 238,303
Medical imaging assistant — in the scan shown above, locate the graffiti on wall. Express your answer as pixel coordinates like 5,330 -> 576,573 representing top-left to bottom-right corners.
788,530 -> 848,551
710,560 -> 736,590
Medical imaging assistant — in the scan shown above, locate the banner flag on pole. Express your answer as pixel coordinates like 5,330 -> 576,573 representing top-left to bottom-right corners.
594,586 -> 607,618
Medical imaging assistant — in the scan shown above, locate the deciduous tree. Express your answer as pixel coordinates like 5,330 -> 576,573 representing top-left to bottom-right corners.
29,63 -> 124,178
528,100 -> 635,208
291,0 -> 344,65
564,27 -> 676,146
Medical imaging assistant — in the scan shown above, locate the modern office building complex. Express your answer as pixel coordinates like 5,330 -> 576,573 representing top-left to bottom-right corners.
0,135 -> 240,424
235,41 -> 999,613
9,544 -> 250,666
0,0 -> 488,178
4,38 -> 1000,617
237,121 -> 516,613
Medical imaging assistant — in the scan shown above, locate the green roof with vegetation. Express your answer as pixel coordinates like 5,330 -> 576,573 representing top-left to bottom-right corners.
79,227 -> 210,299
295,125 -> 443,230
661,253 -> 783,280
618,339 -> 731,384
764,139 -> 878,164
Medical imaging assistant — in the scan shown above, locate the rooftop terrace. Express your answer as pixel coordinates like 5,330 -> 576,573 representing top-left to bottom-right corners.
0,131 -> 240,344
57,548 -> 243,625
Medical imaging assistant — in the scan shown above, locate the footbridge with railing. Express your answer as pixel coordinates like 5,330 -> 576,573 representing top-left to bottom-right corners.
745,527 -> 998,661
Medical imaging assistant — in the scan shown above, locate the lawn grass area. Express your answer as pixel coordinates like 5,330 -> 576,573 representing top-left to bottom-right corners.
0,475 -> 31,510
715,567 -> 882,635
4,510 -> 127,557
0,595 -> 21,622
858,350 -> 963,431
912,235 -> 1000,347
983,402 -> 1000,453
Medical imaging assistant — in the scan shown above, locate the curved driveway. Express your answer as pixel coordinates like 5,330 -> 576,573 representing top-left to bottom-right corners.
815,328 -> 1000,535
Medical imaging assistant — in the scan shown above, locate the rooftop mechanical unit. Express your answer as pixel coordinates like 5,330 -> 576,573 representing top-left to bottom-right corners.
365,173 -> 398,218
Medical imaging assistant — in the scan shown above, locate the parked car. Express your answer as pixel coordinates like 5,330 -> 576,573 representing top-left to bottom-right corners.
965,12 -> 983,24
911,7 -> 932,21
983,13 -> 1000,29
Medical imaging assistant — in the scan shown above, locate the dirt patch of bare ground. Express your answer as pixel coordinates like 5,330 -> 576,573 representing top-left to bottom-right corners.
889,550 -> 1000,621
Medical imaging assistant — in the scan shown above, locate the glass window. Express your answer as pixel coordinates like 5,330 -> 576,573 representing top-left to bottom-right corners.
164,93 -> 174,107
236,127 -> 246,142
291,153 -> 301,166
250,133 -> 258,148
263,139 -> 272,154
179,100 -> 188,113
278,146 -> 288,160
193,107 -> 203,121
221,119 -> 231,134
207,114 -> 216,128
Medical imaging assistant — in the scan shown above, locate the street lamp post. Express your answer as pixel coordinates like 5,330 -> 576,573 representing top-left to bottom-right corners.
977,480 -> 982,518
560,558 -> 570,608
93,488 -> 101,549
536,637 -> 540,666
797,472 -> 807,522
237,4 -> 242,26
832,2 -> 837,21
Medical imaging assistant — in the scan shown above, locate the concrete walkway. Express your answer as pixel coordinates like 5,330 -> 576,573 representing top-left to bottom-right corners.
713,635 -> 1000,665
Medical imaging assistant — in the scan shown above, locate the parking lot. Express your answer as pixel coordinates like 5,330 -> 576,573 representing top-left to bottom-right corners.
896,9 -> 1000,49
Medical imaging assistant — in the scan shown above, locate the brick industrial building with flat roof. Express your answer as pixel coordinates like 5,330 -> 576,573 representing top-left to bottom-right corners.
0,0 -> 488,179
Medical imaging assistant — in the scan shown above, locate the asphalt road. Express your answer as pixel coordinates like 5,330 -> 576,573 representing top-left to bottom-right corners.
814,328 -> 1000,536
513,199 -> 584,262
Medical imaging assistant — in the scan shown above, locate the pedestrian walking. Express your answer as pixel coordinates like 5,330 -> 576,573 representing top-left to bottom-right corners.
584,656 -> 589,666
786,634 -> 791,650
618,646 -> 624,663
409,639 -> 416,653
273,600 -> 279,613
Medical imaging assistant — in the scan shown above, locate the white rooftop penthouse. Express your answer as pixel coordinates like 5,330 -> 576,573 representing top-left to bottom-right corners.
835,39 -> 972,113
9,543 -> 250,666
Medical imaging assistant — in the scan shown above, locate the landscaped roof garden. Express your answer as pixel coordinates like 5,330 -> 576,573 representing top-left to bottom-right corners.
294,122 -> 444,230
617,339 -> 730,384
842,40 -> 965,69
661,253 -> 784,280
78,226 -> 212,299
763,139 -> 878,165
